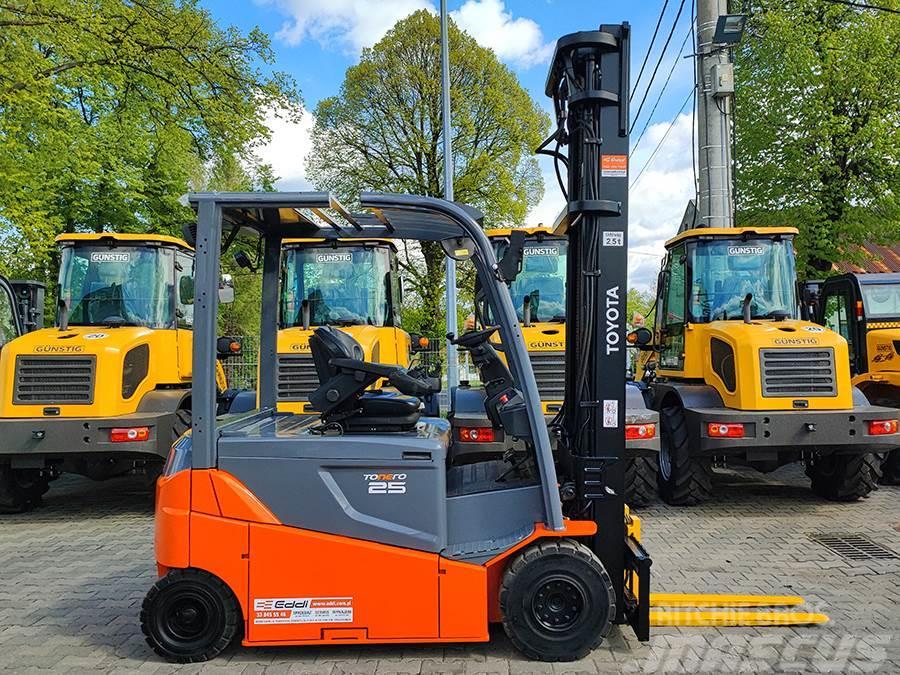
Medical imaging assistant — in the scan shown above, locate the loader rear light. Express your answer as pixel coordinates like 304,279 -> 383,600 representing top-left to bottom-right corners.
625,423 -> 656,440
867,419 -> 898,436
459,426 -> 496,442
707,422 -> 745,438
110,426 -> 150,443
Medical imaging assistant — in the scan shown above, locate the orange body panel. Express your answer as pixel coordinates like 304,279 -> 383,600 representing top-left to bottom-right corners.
189,513 -> 250,618
155,471 -> 191,570
246,522 -> 440,643
191,471 -> 221,516
209,471 -> 280,524
485,520 -> 597,623
439,559 -> 488,640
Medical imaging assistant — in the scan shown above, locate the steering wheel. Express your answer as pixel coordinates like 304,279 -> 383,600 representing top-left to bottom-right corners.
447,326 -> 499,349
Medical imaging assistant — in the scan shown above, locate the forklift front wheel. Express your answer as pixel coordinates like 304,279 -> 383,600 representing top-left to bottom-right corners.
141,568 -> 241,663
500,539 -> 615,662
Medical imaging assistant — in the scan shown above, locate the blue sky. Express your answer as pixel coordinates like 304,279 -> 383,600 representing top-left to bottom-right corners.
200,0 -> 698,289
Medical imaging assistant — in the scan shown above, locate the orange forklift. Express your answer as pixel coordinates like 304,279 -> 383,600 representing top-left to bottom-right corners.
140,27 -> 653,662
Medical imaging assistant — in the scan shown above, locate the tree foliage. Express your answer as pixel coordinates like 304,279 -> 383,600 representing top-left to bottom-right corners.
734,0 -> 900,277
307,10 -> 549,335
0,0 -> 299,285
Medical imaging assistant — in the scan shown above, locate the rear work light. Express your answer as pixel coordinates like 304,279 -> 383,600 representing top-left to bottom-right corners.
110,426 -> 150,443
459,427 -> 496,442
867,419 -> 898,436
707,422 -> 745,438
625,423 -> 656,440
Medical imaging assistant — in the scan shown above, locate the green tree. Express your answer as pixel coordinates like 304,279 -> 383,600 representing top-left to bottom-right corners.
307,10 -> 549,336
626,287 -> 655,330
734,1 -> 900,277
0,0 -> 299,285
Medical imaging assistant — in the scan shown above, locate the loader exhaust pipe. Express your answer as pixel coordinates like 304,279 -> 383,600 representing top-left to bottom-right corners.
523,295 -> 532,327
743,293 -> 753,324
301,299 -> 310,330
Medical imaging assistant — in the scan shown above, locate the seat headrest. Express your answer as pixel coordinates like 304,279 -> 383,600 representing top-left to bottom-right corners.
309,326 -> 364,382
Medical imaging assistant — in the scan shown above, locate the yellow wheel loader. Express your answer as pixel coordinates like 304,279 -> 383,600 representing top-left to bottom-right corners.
450,228 -> 660,506
804,273 -> 900,484
638,227 -> 899,505
0,233 -> 247,513
271,238 -> 424,415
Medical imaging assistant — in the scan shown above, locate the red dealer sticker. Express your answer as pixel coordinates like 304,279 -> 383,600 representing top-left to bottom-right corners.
601,155 -> 628,178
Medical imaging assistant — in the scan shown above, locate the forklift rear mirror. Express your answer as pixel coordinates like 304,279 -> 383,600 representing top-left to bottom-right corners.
233,250 -> 255,272
218,274 -> 235,305
441,237 -> 476,261
627,327 -> 653,348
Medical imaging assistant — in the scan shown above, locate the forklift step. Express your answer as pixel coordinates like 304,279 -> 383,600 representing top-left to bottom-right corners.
650,609 -> 829,627
650,593 -> 805,608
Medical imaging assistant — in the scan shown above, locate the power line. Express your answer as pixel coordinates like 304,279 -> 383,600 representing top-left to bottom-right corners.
822,0 -> 900,13
629,0 -> 688,133
630,0 -> 671,101
630,89 -> 695,190
630,23 -> 693,157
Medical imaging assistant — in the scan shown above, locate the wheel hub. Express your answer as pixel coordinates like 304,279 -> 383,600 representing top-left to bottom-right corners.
531,576 -> 586,632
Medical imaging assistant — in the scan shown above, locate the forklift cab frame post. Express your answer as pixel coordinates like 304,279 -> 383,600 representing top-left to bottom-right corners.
187,191 -> 565,532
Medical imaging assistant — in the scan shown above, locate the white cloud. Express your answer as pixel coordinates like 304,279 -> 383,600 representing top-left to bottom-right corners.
265,0 -> 433,52
255,105 -> 315,190
451,0 -> 554,68
525,112 -> 696,292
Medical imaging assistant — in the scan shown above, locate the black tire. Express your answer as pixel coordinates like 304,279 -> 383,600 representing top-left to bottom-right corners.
141,568 -> 241,663
0,465 -> 29,514
657,404 -> 713,505
15,469 -> 51,504
806,453 -> 881,501
879,449 -> 900,486
625,455 -> 657,507
500,539 -> 615,662
173,408 -> 192,443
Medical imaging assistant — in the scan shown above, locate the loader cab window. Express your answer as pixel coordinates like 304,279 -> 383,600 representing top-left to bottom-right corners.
0,285 -> 18,346
280,245 -> 396,328
823,289 -> 857,372
660,246 -> 686,370
687,238 -> 797,322
486,238 -> 567,324
860,283 -> 900,321
175,253 -> 195,329
61,245 -> 176,329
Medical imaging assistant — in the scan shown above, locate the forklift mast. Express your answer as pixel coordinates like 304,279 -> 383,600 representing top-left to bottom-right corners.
544,25 -> 634,623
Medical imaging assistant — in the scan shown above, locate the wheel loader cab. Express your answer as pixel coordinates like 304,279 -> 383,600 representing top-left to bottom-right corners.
143,190 -> 649,663
275,239 -> 411,414
646,227 -> 900,504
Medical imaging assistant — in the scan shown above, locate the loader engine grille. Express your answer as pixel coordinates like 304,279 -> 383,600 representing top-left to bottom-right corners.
276,354 -> 320,401
759,348 -> 837,398
14,355 -> 96,404
529,351 -> 566,402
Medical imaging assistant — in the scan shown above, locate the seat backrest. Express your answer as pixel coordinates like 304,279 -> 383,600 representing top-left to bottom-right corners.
308,326 -> 378,419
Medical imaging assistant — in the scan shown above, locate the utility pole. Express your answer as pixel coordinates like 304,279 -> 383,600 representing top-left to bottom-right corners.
440,0 -> 459,390
695,0 -> 735,228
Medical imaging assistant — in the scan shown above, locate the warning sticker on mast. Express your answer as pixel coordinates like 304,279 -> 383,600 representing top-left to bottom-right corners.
601,155 -> 628,178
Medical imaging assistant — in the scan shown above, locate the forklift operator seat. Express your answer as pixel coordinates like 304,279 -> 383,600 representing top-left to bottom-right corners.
308,326 -> 432,431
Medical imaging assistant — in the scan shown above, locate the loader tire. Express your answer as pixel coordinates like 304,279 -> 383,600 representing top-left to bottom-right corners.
879,449 -> 900,486
625,455 -> 657,507
807,453 -> 881,501
0,465 -> 29,513
500,539 -> 615,662
172,408 -> 192,443
141,568 -> 241,663
657,404 -> 712,506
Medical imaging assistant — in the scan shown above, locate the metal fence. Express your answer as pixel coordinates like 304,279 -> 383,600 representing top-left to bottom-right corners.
221,335 -> 477,406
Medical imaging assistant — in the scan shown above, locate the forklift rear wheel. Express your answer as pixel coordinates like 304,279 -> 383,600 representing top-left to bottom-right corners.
141,568 -> 240,663
879,450 -> 900,486
806,453 -> 881,501
625,456 -> 657,507
500,539 -> 615,662
657,404 -> 712,506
